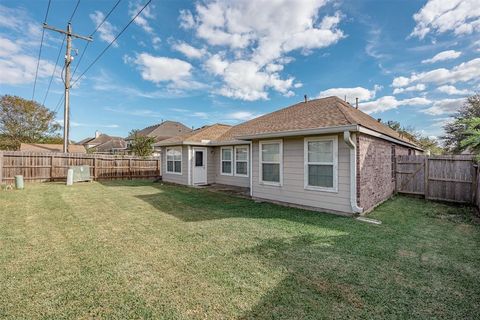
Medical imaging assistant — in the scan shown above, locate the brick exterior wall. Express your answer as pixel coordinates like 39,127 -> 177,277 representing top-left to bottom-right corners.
357,133 -> 410,212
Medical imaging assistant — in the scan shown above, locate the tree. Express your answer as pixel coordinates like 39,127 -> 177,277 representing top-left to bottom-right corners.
0,95 -> 61,150
129,130 -> 155,157
443,93 -> 480,153
459,117 -> 480,158
383,120 -> 444,155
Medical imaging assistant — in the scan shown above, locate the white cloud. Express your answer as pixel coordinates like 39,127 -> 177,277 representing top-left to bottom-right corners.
360,96 -> 431,114
217,60 -> 295,101
317,86 -> 380,102
133,53 -> 193,86
393,84 -> 426,94
437,85 -> 473,95
172,42 -> 206,59
0,37 -> 19,56
0,35 -> 55,85
193,112 -> 208,119
129,1 -> 156,34
411,0 -> 480,39
422,98 -> 464,115
181,0 -> 345,101
392,58 -> 480,88
89,11 -> 118,47
227,111 -> 261,121
179,9 -> 195,29
204,54 -> 229,75
421,50 -> 461,64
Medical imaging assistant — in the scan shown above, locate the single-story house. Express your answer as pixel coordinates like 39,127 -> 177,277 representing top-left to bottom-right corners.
20,143 -> 86,153
157,96 -> 422,215
77,132 -> 126,153
126,121 -> 192,155
88,138 -> 127,154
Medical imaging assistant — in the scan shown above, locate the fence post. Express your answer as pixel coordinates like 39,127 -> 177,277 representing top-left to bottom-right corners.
472,162 -> 478,204
129,158 -> 132,180
0,152 -> 3,184
50,155 -> 54,181
94,157 -> 97,180
424,156 -> 429,200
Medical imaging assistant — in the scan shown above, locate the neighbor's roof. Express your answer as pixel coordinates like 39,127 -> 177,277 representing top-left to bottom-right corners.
92,138 -> 127,152
218,96 -> 419,147
127,121 -> 192,141
157,124 -> 232,146
20,143 -> 86,153
87,134 -> 123,145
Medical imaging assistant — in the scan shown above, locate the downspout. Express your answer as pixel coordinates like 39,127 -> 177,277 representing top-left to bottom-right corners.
343,131 -> 363,214
187,145 -> 192,186
249,141 -> 253,197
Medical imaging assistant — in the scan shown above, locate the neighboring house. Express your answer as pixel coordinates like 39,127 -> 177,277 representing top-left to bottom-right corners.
126,121 -> 192,155
88,138 -> 127,154
20,143 -> 86,153
158,96 -> 422,215
78,131 -> 127,154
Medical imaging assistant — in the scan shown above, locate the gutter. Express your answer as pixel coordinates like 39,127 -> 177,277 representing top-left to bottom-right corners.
236,125 -> 359,140
343,131 -> 363,214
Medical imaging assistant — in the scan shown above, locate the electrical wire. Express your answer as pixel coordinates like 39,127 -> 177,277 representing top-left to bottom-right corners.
68,0 -> 81,22
32,0 -> 51,101
42,35 -> 65,106
71,0 -> 152,87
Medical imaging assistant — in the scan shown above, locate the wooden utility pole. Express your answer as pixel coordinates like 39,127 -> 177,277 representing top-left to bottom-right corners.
43,22 -> 92,152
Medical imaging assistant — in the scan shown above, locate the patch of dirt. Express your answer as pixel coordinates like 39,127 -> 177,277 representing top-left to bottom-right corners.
397,249 -> 418,258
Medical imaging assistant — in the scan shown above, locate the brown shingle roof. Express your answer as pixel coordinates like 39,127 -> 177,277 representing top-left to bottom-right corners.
91,138 -> 127,152
157,124 -> 232,146
218,96 -> 418,146
20,143 -> 86,153
127,121 -> 192,141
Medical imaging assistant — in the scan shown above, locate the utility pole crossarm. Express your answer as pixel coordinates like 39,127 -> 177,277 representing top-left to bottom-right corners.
43,23 -> 93,41
43,22 -> 93,153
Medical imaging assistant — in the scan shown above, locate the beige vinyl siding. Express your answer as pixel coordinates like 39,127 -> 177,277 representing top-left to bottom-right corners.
162,145 -> 189,185
212,146 -> 250,188
252,134 -> 352,214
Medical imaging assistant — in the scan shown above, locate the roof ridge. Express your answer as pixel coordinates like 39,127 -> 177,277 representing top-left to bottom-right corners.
332,97 -> 357,125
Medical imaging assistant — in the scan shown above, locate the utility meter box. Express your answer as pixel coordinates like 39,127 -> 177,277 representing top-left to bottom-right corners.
70,165 -> 92,183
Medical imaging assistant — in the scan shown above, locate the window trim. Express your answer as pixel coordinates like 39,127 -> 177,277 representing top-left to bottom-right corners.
166,146 -> 182,175
259,139 -> 283,186
304,136 -> 338,193
220,146 -> 233,176
234,145 -> 249,177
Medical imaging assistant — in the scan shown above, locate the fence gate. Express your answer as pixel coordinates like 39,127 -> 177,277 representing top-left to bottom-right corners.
396,155 -> 476,204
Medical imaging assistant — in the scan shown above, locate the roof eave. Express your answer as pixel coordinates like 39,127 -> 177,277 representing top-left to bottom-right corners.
235,124 -> 360,140
358,126 -> 423,151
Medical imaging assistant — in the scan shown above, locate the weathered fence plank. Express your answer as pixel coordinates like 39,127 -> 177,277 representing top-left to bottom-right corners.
396,155 -> 476,204
0,151 -> 161,183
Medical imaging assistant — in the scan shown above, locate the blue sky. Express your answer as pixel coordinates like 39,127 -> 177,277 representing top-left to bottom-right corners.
1,0 -> 479,141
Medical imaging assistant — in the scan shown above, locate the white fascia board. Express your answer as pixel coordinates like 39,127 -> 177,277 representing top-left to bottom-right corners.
358,126 -> 423,151
236,125 -> 359,140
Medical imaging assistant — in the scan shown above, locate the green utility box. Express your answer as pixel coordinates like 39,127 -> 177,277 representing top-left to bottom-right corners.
70,165 -> 92,183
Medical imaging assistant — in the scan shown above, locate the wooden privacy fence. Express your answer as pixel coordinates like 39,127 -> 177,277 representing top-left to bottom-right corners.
396,155 -> 476,204
0,151 -> 161,183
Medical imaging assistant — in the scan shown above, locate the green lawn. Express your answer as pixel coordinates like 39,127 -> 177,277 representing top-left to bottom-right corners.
1,181 -> 479,319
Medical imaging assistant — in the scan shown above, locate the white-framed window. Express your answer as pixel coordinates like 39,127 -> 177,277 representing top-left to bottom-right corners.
166,147 -> 182,174
259,140 -> 282,186
220,147 -> 233,175
304,136 -> 338,192
234,146 -> 249,177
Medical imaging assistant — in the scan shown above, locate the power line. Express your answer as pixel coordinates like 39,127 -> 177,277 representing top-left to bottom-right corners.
71,0 -> 122,78
69,0 -> 81,22
42,35 -> 65,106
32,0 -> 51,101
71,0 -> 152,87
